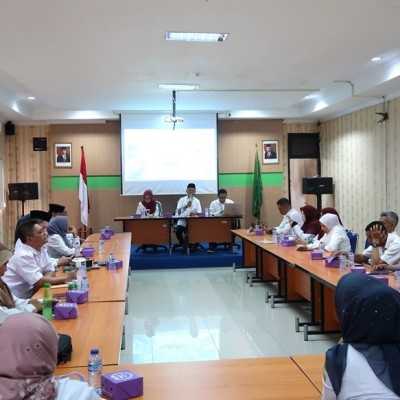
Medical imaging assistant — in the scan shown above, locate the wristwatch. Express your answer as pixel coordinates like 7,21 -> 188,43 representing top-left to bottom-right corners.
372,242 -> 379,248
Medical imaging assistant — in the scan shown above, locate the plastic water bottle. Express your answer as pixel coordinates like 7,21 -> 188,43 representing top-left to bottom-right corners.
348,251 -> 354,271
73,238 -> 80,257
394,269 -> 400,291
76,260 -> 87,289
108,253 -> 116,271
42,283 -> 53,321
81,276 -> 89,297
272,228 -> 277,243
205,208 -> 209,217
319,241 -> 325,252
339,253 -> 347,274
98,238 -> 104,253
88,348 -> 102,394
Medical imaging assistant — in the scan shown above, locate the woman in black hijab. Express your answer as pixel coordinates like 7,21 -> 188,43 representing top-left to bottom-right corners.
323,273 -> 400,399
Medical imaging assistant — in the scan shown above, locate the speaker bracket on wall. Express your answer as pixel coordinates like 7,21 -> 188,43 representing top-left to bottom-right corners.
33,137 -> 47,151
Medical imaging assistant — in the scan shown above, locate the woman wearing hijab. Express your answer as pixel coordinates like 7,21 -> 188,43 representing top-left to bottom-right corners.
318,213 -> 350,253
0,244 -> 42,324
0,312 -> 101,400
319,207 -> 344,239
46,216 -> 77,258
136,189 -> 160,217
323,274 -> 400,399
290,204 -> 322,241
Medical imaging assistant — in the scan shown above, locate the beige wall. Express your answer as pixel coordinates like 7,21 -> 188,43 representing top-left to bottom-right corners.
2,98 -> 400,252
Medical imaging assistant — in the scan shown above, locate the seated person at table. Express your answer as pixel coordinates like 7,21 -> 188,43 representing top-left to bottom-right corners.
3,220 -> 76,299
318,207 -> 343,239
0,244 -> 42,325
46,215 -> 78,259
136,189 -> 160,217
15,213 -> 71,269
14,209 -> 52,244
209,189 -> 234,216
322,273 -> 400,400
357,211 -> 400,263
207,189 -> 235,252
355,221 -> 400,271
0,313 -> 101,400
175,183 -> 202,250
48,203 -> 68,218
289,204 -> 322,242
318,213 -> 350,254
263,197 -> 303,235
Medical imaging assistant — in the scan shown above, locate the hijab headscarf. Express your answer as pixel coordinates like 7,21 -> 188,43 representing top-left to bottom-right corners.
325,274 -> 400,397
319,207 -> 343,239
300,205 -> 321,236
141,189 -> 157,214
0,313 -> 59,399
0,245 -> 15,309
46,216 -> 70,246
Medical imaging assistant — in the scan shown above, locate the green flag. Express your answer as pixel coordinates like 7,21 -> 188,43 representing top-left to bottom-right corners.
252,148 -> 263,221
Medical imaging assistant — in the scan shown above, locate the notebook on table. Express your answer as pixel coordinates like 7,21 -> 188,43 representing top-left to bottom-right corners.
223,203 -> 242,217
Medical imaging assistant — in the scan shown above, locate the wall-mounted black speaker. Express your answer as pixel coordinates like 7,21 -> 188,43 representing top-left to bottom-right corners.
33,137 -> 48,151
302,177 -> 333,195
8,182 -> 39,201
5,121 -> 15,136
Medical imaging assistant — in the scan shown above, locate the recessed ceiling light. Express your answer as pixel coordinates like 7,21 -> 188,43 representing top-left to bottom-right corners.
27,96 -> 36,100
371,57 -> 382,62
165,32 -> 229,43
158,84 -> 200,90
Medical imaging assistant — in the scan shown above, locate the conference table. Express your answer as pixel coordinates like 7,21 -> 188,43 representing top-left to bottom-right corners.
115,215 -> 241,255
291,354 -> 325,394
32,232 -> 131,368
56,357 -> 322,399
232,229 -> 350,340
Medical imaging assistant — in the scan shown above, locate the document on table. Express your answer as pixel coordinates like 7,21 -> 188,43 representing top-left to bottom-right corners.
256,239 -> 275,244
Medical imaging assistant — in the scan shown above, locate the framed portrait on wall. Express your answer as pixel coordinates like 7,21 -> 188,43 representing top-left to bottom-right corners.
54,143 -> 72,168
262,140 -> 279,164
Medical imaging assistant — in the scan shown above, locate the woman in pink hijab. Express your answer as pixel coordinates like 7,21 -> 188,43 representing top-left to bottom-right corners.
0,312 -> 100,400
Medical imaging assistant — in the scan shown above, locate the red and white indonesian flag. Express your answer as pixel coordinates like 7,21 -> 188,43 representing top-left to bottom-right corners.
79,146 -> 89,226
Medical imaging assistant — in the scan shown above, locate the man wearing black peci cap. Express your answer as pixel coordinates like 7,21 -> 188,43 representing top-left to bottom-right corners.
48,203 -> 68,218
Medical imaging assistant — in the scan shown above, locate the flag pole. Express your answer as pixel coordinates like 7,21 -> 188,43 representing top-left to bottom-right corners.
252,144 -> 263,224
79,146 -> 89,229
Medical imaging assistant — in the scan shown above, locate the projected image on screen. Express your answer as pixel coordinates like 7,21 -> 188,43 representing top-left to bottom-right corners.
121,114 -> 218,195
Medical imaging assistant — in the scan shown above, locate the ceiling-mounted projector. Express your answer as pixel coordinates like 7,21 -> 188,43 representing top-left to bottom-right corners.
165,115 -> 184,123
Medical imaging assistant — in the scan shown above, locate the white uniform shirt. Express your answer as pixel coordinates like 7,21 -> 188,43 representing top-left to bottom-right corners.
0,295 -> 36,325
322,345 -> 400,400
136,202 -> 160,217
275,208 -> 303,235
209,198 -> 234,216
3,242 -> 55,299
47,234 -> 75,258
176,196 -> 202,227
362,231 -> 400,265
56,377 -> 101,400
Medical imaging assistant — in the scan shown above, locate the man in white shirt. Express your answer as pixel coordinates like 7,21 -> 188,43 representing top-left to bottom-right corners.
355,211 -> 398,264
354,220 -> 400,269
209,189 -> 234,216
207,189 -> 235,253
175,183 -> 202,251
3,220 -> 76,299
264,197 -> 303,235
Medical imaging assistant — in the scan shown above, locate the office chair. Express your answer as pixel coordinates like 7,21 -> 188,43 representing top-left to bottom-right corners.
135,201 -> 168,253
346,230 -> 358,253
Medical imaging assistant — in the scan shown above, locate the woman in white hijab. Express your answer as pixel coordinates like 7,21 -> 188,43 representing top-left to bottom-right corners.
319,213 -> 351,253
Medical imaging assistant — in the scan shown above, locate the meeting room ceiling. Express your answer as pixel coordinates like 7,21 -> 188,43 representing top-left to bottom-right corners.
1,0 -> 400,124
